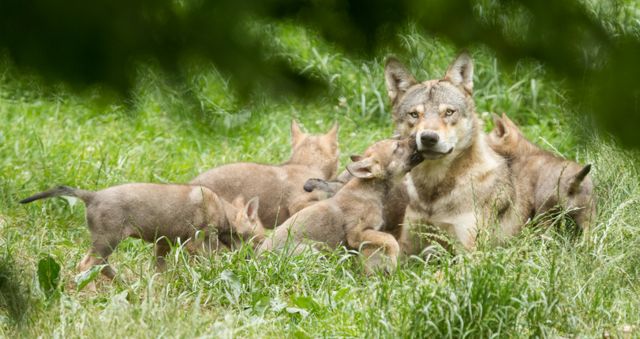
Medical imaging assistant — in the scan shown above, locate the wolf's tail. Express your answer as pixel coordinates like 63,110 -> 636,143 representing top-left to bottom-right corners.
19,186 -> 94,204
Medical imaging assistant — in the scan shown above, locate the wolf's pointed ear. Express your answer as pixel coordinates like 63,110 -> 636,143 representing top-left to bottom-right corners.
445,52 -> 474,94
385,57 -> 417,105
569,164 -> 592,194
244,197 -> 260,222
291,120 -> 305,145
492,113 -> 507,138
501,113 -> 519,130
346,158 -> 375,179
325,122 -> 339,141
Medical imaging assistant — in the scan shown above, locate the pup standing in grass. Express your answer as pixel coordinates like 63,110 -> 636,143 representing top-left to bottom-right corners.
20,184 -> 265,279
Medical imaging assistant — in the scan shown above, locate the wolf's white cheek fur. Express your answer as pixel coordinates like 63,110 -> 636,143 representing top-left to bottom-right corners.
415,130 -> 424,151
457,118 -> 475,149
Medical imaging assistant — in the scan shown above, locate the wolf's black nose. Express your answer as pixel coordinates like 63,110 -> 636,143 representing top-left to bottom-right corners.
420,131 -> 439,146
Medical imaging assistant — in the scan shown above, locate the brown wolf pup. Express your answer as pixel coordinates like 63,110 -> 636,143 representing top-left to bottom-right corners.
488,113 -> 595,231
257,138 -> 423,274
384,53 -> 521,254
191,121 -> 339,228
20,184 -> 264,278
303,171 -> 409,242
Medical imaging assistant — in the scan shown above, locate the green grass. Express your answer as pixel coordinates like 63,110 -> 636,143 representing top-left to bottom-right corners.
1,23 -> 639,338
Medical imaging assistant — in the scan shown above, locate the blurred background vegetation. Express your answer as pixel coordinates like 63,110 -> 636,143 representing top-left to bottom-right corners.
2,1 -> 640,336
1,0 -> 639,147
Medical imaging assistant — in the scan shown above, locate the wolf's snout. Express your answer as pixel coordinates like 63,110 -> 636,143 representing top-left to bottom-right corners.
417,131 -> 439,150
420,131 -> 439,145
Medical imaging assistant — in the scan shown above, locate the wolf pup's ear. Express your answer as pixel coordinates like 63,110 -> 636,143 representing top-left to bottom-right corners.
291,120 -> 305,146
385,57 -> 417,105
324,122 -> 339,142
347,158 -> 375,179
569,164 -> 592,194
501,113 -> 520,131
244,197 -> 260,222
445,52 -> 474,94
491,113 -> 507,138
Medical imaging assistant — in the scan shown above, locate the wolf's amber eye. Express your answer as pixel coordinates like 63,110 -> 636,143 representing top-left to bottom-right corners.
408,111 -> 419,119
445,108 -> 456,117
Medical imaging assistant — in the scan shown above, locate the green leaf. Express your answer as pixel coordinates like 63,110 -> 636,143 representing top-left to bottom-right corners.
37,256 -> 60,298
251,294 -> 271,315
290,295 -> 320,313
74,265 -> 106,291
332,287 -> 350,302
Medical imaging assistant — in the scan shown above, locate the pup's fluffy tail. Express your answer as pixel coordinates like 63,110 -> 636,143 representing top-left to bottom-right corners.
20,186 -> 94,204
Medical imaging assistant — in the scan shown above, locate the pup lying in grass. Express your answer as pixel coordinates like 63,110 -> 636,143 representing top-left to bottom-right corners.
488,113 -> 596,231
258,137 -> 423,274
20,184 -> 264,279
303,170 -> 409,242
191,120 -> 339,228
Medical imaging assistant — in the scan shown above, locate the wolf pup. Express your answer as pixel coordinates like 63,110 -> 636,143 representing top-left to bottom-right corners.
191,120 -> 339,228
303,169 -> 409,242
258,138 -> 423,274
488,113 -> 595,231
384,53 -> 521,254
20,184 -> 264,278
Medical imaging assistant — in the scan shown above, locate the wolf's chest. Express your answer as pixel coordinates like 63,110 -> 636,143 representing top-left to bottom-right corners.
405,172 -> 472,219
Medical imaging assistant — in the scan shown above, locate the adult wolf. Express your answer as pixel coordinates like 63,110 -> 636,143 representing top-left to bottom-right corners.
384,53 -> 521,254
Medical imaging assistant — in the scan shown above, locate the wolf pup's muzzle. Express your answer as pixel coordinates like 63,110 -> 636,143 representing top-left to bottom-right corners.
406,138 -> 425,167
409,151 -> 424,167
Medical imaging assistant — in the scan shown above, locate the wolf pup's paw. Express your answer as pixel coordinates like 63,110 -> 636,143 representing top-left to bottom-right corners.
303,178 -> 329,192
363,251 -> 398,276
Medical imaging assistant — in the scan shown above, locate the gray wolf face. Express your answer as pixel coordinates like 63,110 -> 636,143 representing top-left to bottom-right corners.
346,137 -> 423,180
384,53 -> 478,160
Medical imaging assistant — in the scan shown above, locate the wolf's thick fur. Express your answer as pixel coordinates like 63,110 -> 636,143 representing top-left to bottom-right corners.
488,113 -> 595,230
385,54 -> 521,253
303,174 -> 410,241
258,138 -> 423,274
20,184 -> 265,278
191,121 -> 339,228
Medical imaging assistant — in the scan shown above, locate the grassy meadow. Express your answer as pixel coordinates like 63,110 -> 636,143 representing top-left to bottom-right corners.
1,23 -> 639,337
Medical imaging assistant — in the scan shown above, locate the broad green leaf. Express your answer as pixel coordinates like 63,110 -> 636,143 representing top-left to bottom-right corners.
37,256 -> 60,298
74,265 -> 106,291
290,295 -> 320,313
